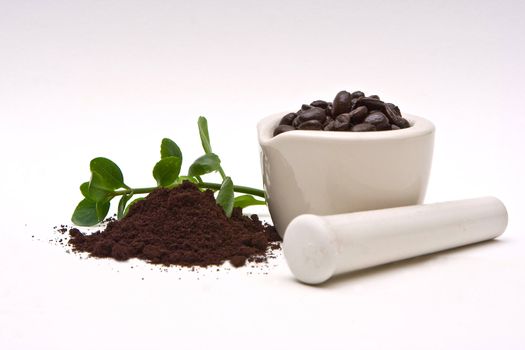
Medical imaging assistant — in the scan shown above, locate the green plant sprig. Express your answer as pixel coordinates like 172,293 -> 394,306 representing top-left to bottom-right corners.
71,116 -> 266,226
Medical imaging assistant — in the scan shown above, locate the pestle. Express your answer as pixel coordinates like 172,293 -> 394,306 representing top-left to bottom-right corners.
283,197 -> 508,284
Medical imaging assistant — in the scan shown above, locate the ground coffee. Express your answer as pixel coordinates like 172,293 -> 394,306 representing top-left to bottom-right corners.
68,181 -> 281,268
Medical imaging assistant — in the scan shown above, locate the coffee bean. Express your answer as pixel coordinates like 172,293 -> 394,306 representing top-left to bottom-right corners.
273,125 -> 295,136
385,103 -> 401,117
296,107 -> 326,124
333,113 -> 351,131
332,91 -> 353,117
273,89 -> 411,136
384,103 -> 410,128
310,100 -> 328,109
384,105 -> 397,121
336,113 -> 351,122
394,117 -> 410,129
350,98 -> 359,110
324,121 -> 335,131
296,105 -> 311,114
364,111 -> 390,130
352,91 -> 365,99
279,113 -> 297,126
348,106 -> 368,124
298,120 -> 323,130
355,97 -> 385,111
351,123 -> 376,132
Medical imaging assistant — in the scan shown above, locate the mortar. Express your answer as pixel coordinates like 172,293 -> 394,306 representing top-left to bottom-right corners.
257,112 -> 435,237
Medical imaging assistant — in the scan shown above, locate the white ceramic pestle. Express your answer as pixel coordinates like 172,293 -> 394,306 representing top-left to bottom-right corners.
283,197 -> 508,284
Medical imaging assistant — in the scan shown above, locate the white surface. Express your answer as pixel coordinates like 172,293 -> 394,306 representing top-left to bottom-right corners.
284,197 -> 508,284
1,0 -> 525,349
259,113 -> 434,234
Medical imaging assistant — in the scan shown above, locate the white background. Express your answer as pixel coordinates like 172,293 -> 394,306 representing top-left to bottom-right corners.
1,0 -> 524,349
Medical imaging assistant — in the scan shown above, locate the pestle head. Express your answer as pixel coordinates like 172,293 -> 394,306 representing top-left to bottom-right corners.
283,214 -> 338,284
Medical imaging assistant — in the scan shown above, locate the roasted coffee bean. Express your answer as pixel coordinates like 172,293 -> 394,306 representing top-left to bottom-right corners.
333,113 -> 351,131
292,115 -> 302,128
273,89 -> 411,136
385,103 -> 401,117
348,106 -> 368,124
364,111 -> 389,130
298,120 -> 323,130
355,97 -> 385,111
384,103 -> 410,128
332,90 -> 353,117
324,121 -> 335,131
351,123 -> 376,132
384,104 -> 397,121
273,125 -> 295,136
295,107 -> 326,124
296,105 -> 311,114
310,100 -> 328,109
279,112 -> 297,126
393,117 -> 410,129
352,91 -> 365,99
364,111 -> 390,130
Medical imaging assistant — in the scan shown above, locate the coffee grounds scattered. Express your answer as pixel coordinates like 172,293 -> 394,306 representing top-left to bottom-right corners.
68,181 -> 281,267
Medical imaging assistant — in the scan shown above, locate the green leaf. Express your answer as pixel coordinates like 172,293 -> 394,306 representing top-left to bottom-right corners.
90,157 -> 125,190
117,194 -> 132,219
216,177 -> 234,217
95,200 -> 110,221
153,156 -> 182,187
188,153 -> 221,177
80,182 -> 90,198
174,175 -> 199,185
88,171 -> 113,202
233,195 -> 266,209
123,197 -> 145,217
72,198 -> 104,226
160,138 -> 183,160
198,116 -> 212,154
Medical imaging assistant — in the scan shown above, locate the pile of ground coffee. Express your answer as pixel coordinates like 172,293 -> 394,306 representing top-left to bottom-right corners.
68,181 -> 280,267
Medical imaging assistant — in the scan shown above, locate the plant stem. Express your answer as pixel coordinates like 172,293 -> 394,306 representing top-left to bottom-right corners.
113,187 -> 157,196
197,182 -> 265,198
112,182 -> 266,199
218,167 -> 227,180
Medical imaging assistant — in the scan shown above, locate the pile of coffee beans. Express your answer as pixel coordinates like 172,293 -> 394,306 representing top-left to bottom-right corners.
274,90 -> 410,136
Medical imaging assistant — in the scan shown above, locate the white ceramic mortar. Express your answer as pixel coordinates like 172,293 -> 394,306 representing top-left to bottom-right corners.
257,112 -> 435,237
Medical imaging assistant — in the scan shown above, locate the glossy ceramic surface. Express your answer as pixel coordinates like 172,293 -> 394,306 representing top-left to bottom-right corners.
257,112 -> 435,236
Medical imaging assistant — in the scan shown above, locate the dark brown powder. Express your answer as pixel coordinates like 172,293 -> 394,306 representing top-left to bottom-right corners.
68,181 -> 281,267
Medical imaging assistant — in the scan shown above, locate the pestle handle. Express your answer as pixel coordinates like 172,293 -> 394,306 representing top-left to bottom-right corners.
283,197 -> 508,284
